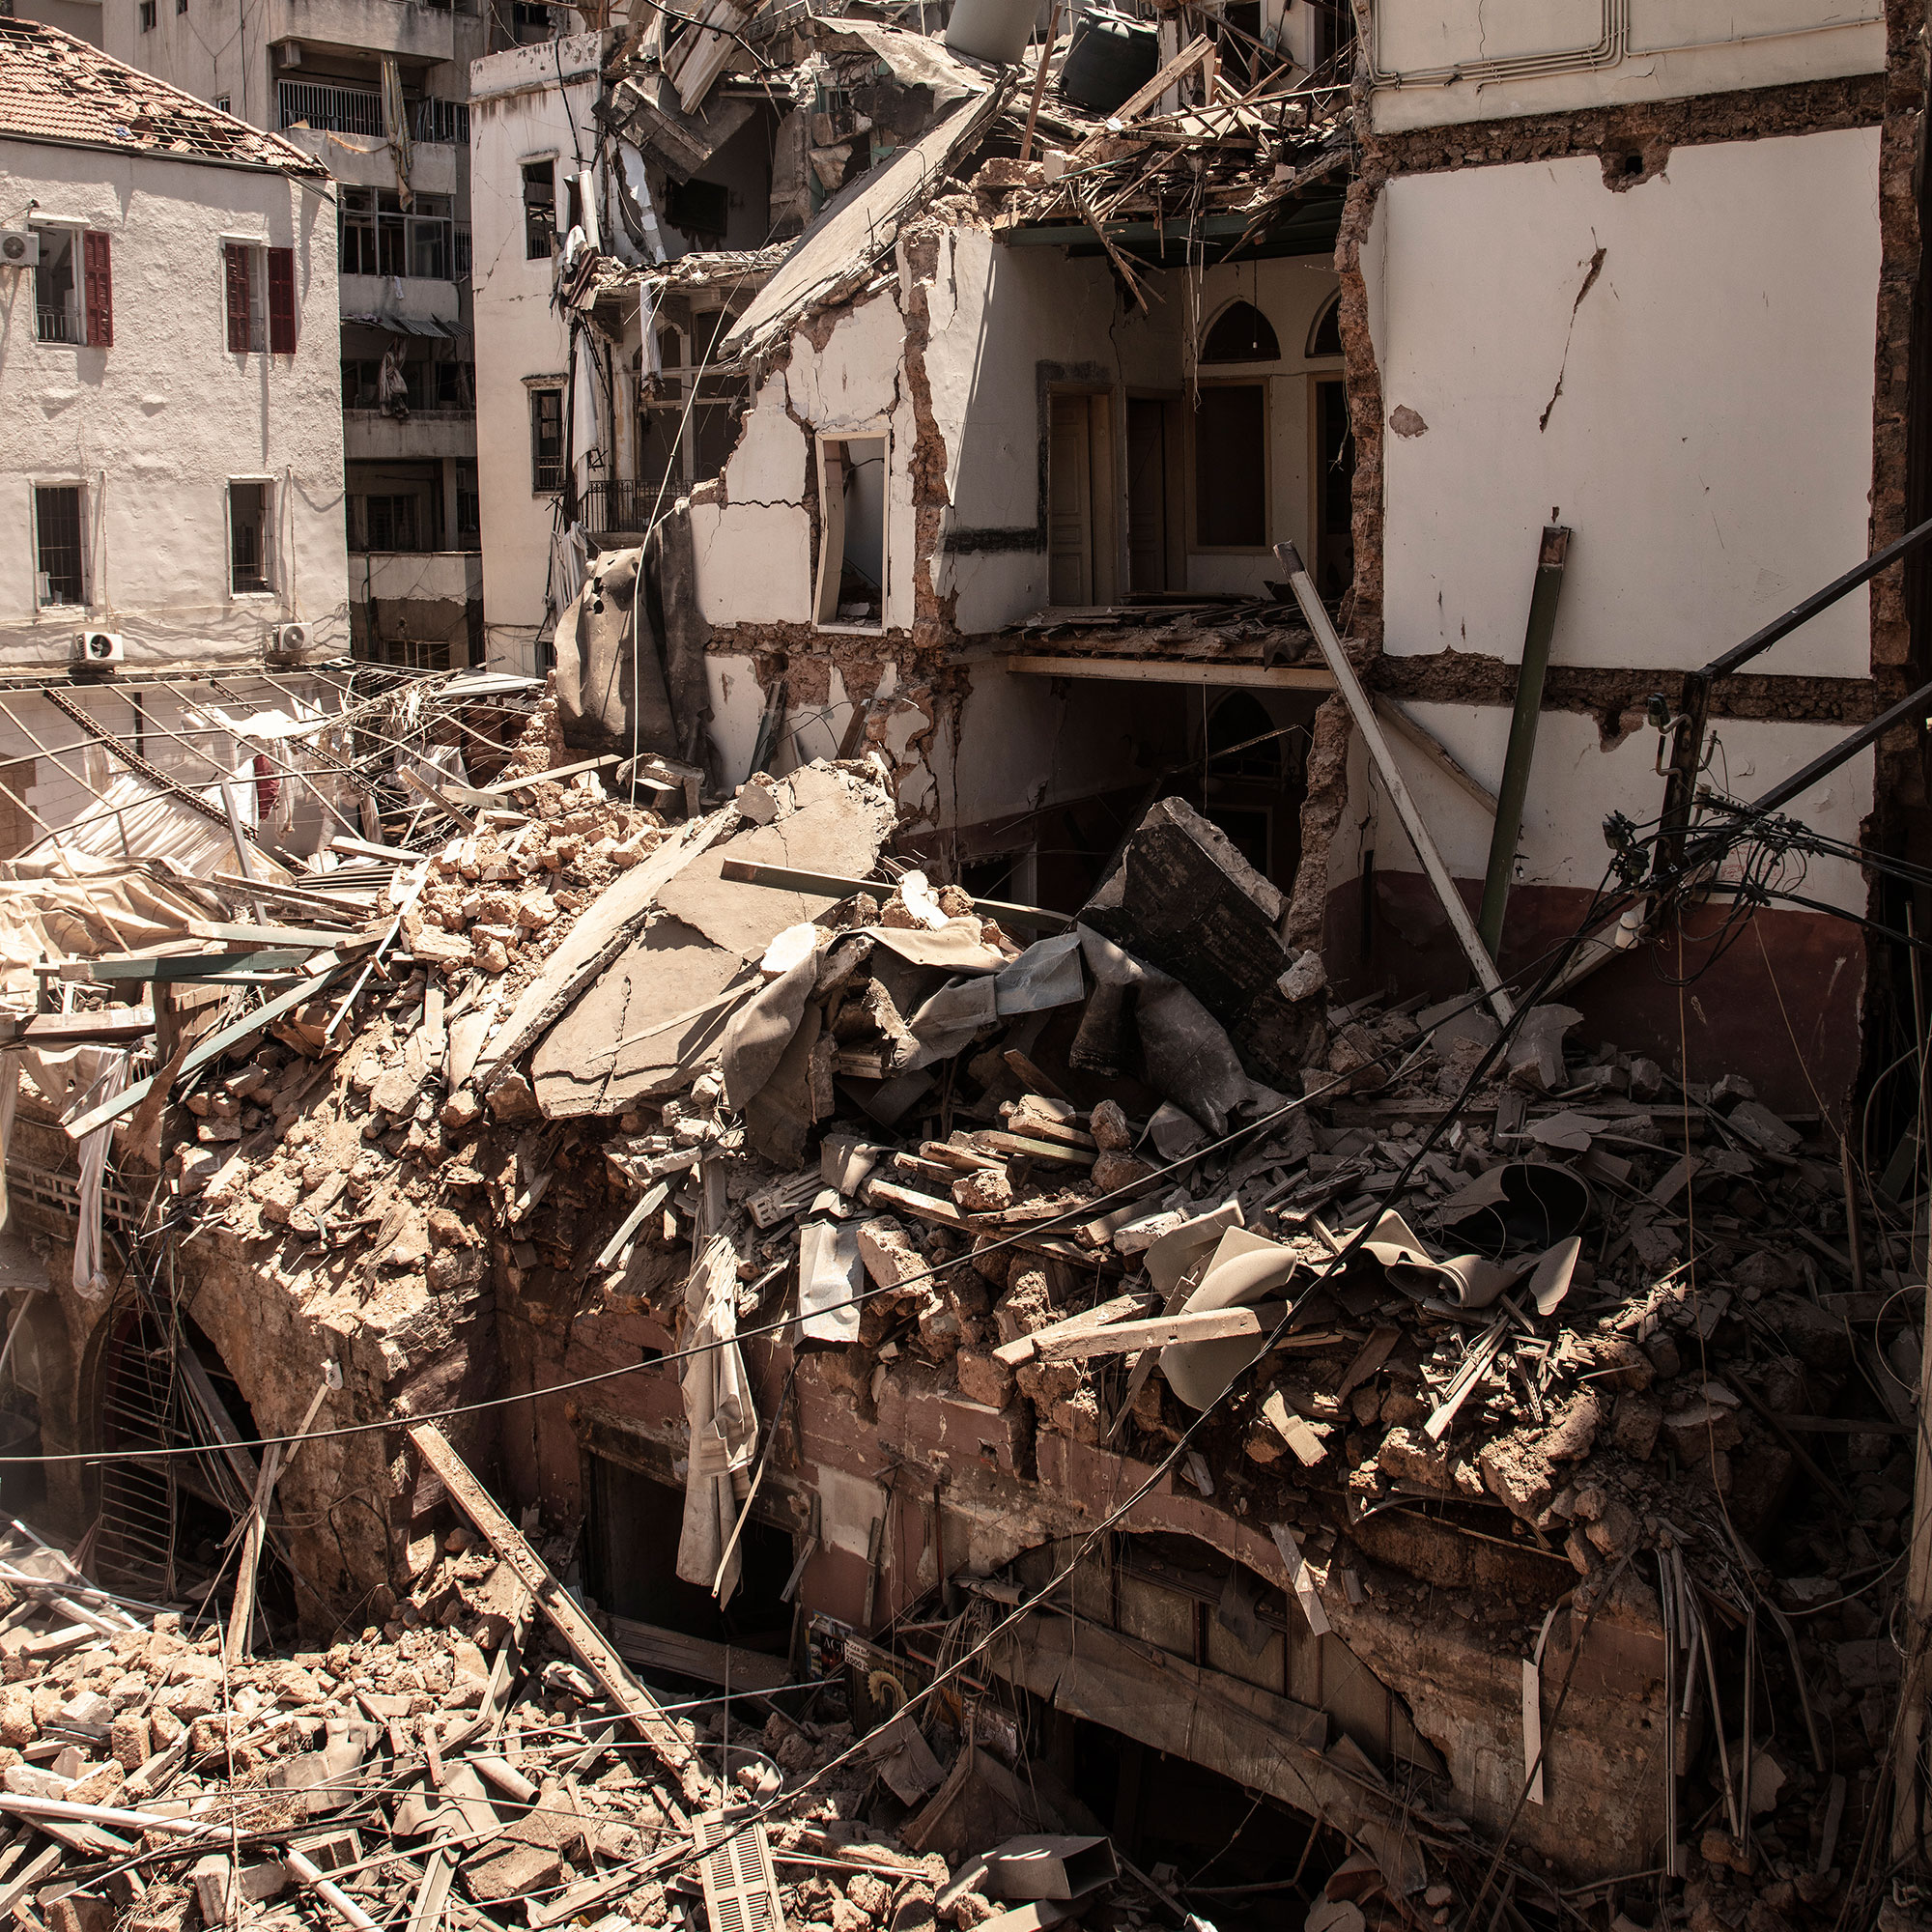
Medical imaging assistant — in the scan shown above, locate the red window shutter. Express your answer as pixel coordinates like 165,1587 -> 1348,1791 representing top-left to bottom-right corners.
223,242 -> 250,353
267,246 -> 296,355
82,231 -> 112,348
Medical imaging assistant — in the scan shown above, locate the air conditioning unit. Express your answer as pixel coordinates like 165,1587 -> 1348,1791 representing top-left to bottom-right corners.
0,231 -> 40,269
71,631 -> 125,668
267,621 -> 308,665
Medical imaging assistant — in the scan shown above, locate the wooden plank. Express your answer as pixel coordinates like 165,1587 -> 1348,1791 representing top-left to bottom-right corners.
73,950 -> 306,981
0,1008 -> 155,1048
406,1422 -> 711,1804
605,1616 -> 791,1693
1003,654 -> 1335,693
973,1131 -> 1095,1168
1076,33 -> 1214,146
188,921 -> 372,949
1037,1301 -> 1292,1361
62,963 -> 350,1140
995,1291 -> 1158,1368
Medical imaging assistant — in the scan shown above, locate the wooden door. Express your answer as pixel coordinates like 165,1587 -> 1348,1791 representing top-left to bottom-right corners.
1126,397 -> 1167,592
1048,392 -> 1093,605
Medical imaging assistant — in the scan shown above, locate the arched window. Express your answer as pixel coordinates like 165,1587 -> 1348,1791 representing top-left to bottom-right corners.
1201,298 -> 1280,364
1306,291 -> 1343,358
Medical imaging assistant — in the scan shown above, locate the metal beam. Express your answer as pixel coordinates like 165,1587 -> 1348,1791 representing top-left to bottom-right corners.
1478,525 -> 1571,958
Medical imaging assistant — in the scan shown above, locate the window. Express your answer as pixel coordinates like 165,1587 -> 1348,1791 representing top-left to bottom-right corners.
223,242 -> 296,352
213,94 -> 230,113
512,1 -> 554,42
523,161 -> 556,260
813,433 -> 887,629
530,387 -> 564,493
1193,384 -> 1266,549
1201,299 -> 1279,364
33,228 -> 109,347
228,481 -> 273,594
138,0 -> 156,27
456,464 -> 480,544
339,190 -> 453,281
361,495 -> 420,552
34,487 -> 85,608
1307,292 -> 1342,359
34,229 -> 76,343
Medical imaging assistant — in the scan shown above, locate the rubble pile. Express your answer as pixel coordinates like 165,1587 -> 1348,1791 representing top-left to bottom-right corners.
4,708 -> 1921,1932
0,1520 -> 1134,1932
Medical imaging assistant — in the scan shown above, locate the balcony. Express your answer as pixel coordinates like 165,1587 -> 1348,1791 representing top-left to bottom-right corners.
344,408 -> 476,463
582,479 -> 680,539
339,272 -> 461,329
269,0 -> 456,66
350,551 -> 482,608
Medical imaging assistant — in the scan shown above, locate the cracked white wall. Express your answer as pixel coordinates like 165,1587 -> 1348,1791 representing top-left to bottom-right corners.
1367,0 -> 1884,134
469,32 -> 605,673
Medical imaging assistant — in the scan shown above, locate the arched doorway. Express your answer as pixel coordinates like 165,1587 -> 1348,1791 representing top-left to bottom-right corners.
1158,689 -> 1312,893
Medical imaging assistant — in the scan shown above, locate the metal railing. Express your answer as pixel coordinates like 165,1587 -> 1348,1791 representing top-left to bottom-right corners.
412,98 -> 469,145
582,479 -> 678,534
278,79 -> 384,137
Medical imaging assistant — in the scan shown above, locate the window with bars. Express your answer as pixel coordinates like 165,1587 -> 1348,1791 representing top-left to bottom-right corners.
530,387 -> 564,493
34,486 -> 86,608
228,481 -> 273,594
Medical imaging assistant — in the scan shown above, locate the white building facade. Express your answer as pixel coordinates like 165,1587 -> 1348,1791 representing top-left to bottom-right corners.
0,19 -> 350,852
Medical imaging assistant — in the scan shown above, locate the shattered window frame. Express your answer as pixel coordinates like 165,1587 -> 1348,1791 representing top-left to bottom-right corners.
522,158 -> 558,261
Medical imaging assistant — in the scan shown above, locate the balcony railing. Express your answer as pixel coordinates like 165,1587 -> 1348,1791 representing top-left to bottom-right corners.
279,79 -> 384,137
36,307 -> 80,344
278,82 -> 469,145
412,98 -> 469,145
582,479 -> 679,535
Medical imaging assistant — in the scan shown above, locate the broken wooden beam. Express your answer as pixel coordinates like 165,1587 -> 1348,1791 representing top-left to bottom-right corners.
405,1421 -> 712,1805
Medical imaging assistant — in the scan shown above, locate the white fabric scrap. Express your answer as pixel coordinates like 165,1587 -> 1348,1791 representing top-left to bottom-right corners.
676,1234 -> 759,1605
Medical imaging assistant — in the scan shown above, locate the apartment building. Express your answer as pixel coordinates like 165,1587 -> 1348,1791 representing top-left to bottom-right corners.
0,19 -> 350,854
57,0 -> 537,668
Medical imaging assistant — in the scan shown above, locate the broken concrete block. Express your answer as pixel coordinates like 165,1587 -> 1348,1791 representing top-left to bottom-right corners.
1090,1150 -> 1154,1193
955,1347 -> 1014,1409
466,1843 -> 564,1905
1276,948 -> 1327,1003
951,1167 -> 1012,1215
45,1894 -> 113,1932
1089,1099 -> 1131,1151
110,1714 -> 151,1772
857,1216 -> 923,1290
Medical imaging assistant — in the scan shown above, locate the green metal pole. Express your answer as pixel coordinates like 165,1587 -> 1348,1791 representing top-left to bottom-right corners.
1477,524 -> 1571,962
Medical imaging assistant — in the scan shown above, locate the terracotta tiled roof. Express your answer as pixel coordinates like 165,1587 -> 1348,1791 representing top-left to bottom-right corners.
0,17 -> 327,175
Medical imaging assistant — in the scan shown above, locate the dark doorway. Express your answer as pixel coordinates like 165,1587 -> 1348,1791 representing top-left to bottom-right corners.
585,1455 -> 794,1649
1127,397 -> 1170,592
1313,377 -> 1355,605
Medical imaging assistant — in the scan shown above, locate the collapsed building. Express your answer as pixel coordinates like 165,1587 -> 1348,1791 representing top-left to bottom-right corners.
7,1 -> 1932,1930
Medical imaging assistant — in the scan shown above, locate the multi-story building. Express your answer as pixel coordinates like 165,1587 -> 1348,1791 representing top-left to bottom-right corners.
0,18 -> 354,854
49,0 -> 514,668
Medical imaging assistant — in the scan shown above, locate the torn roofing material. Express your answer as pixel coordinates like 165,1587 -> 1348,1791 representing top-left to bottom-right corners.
723,86 -> 1007,361
0,17 -> 327,174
